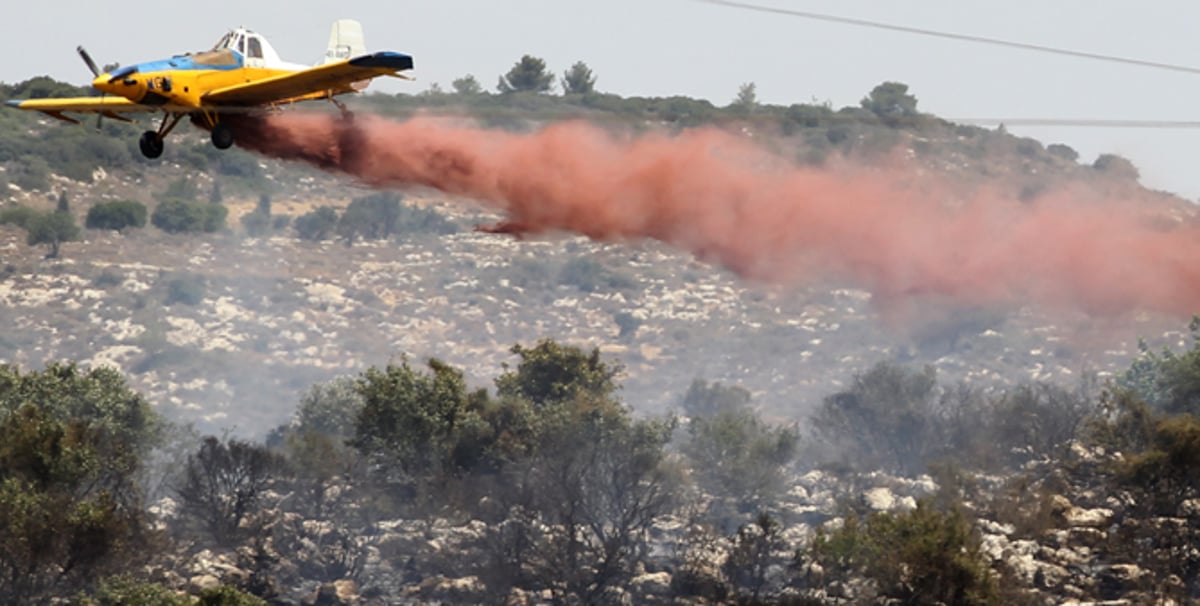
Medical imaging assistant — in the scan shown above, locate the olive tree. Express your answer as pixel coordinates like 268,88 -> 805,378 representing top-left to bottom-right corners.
0,363 -> 162,605
497,55 -> 555,94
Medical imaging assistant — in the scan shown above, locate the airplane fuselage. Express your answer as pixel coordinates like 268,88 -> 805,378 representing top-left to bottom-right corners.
94,51 -> 319,110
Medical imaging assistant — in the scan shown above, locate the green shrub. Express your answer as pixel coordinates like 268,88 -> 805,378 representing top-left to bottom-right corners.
151,199 -> 226,233
9,156 -> 50,191
1120,318 -> 1200,414
810,500 -> 998,606
294,206 -> 339,241
92,268 -> 123,288
26,211 -> 81,258
336,192 -> 403,242
812,362 -> 942,475
86,200 -> 147,231
0,363 -> 162,605
612,311 -> 641,339
558,257 -> 637,292
164,274 -> 207,306
684,404 -> 797,510
76,575 -> 192,606
239,209 -> 270,237
197,585 -> 268,606
0,205 -> 38,229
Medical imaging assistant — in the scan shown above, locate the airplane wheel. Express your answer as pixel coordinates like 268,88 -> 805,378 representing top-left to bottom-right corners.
211,124 -> 234,150
138,131 -> 164,159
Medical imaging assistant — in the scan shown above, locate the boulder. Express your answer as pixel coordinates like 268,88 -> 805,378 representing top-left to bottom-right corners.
334,579 -> 360,603
862,487 -> 896,511
630,571 -> 672,597
417,575 -> 486,603
1097,564 -> 1147,600
187,574 -> 221,593
1064,506 -> 1113,528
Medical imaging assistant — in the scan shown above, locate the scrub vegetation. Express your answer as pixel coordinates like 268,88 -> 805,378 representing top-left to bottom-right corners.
0,56 -> 1194,604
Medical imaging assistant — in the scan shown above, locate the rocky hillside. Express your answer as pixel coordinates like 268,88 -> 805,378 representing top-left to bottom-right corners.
0,197 -> 1185,436
0,104 -> 1194,436
3,85 -> 1200,606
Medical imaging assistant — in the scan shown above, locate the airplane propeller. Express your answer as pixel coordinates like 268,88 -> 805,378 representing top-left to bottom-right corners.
77,46 -> 106,130
77,46 -> 101,78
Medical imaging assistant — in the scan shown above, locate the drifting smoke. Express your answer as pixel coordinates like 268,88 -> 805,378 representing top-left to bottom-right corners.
227,112 -> 1200,317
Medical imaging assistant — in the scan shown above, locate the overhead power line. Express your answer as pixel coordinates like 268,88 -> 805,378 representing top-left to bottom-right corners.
950,118 -> 1200,129
695,0 -> 1200,76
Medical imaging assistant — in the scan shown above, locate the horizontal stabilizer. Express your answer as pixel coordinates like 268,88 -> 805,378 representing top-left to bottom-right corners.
349,51 -> 414,71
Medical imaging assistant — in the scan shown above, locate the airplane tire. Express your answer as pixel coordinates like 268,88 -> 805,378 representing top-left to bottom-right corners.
211,124 -> 234,150
139,131 -> 164,159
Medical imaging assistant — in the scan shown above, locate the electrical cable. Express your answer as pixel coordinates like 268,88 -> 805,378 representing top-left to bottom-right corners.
694,0 -> 1200,77
947,118 -> 1200,129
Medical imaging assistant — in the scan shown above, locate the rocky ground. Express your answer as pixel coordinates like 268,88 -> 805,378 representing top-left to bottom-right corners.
146,439 -> 1189,606
3,117 -> 1198,605
0,186 -> 1187,437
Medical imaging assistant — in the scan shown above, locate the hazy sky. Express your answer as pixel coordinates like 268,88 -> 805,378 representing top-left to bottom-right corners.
5,1 -> 1200,198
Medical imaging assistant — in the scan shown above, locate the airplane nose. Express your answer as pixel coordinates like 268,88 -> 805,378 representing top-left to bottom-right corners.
92,74 -> 111,94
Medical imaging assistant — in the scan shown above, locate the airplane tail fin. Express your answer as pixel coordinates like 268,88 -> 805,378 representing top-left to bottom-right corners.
323,19 -> 367,65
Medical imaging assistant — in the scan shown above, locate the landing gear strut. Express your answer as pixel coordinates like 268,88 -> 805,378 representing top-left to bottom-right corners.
331,97 -> 353,121
138,112 -> 186,159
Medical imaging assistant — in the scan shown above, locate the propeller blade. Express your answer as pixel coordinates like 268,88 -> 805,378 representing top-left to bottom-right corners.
77,46 -> 101,78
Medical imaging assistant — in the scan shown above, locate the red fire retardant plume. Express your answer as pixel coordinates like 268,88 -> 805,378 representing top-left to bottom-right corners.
226,112 -> 1200,317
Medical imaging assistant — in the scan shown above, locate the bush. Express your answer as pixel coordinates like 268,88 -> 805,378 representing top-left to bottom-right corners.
680,379 -> 751,419
239,209 -> 270,237
1093,153 -> 1140,181
612,311 -> 641,339
351,358 -> 488,487
337,192 -> 403,242
812,362 -> 942,475
294,206 -> 339,241
1120,318 -> 1200,415
77,576 -> 193,606
176,436 -> 288,546
86,200 -> 147,231
92,268 -> 124,288
495,340 -> 623,409
196,585 -> 268,606
1047,143 -> 1079,162
151,199 -> 227,233
26,210 -> 81,258
0,363 -> 162,605
722,513 -> 789,602
164,274 -> 207,306
558,257 -> 637,292
810,500 -> 998,605
0,204 -> 38,229
9,156 -> 50,191
683,404 -> 798,511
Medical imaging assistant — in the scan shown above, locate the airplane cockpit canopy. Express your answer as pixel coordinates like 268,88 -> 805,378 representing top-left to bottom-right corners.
211,28 -> 280,63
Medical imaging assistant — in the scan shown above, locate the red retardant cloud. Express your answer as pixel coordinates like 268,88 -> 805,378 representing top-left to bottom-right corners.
225,112 -> 1200,318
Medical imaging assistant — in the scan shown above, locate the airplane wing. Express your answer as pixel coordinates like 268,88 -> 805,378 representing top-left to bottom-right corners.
202,51 -> 413,106
4,97 -> 160,124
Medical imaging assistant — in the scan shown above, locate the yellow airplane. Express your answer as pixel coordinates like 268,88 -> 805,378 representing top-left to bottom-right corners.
4,20 -> 412,159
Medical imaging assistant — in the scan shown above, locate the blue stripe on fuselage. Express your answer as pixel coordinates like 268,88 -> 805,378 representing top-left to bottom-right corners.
134,52 -> 244,73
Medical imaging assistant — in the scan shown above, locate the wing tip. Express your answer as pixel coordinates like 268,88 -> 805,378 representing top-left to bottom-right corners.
4,100 -> 23,108
349,51 -> 414,71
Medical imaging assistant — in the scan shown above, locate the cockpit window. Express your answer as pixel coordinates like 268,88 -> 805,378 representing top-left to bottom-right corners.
191,49 -> 240,66
246,36 -> 263,59
212,32 -> 233,51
